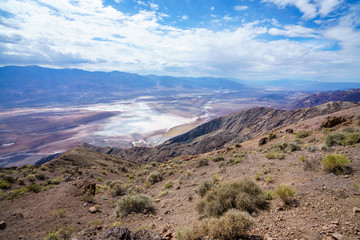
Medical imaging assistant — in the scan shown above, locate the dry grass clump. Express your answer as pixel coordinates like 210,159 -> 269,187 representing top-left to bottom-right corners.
147,171 -> 163,185
196,179 -> 267,217
321,154 -> 349,174
275,185 -> 295,205
195,180 -> 214,197
115,194 -> 155,217
108,182 -> 127,197
196,158 -> 209,168
177,209 -> 254,240
325,129 -> 360,147
265,152 -> 285,160
296,130 -> 311,139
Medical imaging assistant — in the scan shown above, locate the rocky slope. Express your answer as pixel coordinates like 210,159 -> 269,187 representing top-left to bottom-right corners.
83,101 -> 359,163
289,88 -> 360,109
0,102 -> 359,240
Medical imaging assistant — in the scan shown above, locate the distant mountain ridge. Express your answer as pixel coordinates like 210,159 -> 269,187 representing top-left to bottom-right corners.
289,88 -> 360,109
0,66 -> 248,108
82,101 -> 359,163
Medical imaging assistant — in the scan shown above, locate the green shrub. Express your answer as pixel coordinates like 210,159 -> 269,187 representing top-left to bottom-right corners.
35,172 -> 47,180
287,143 -> 301,152
26,174 -> 36,183
0,180 -> 11,189
321,154 -> 349,174
52,208 -> 68,218
212,156 -> 225,162
17,178 -> 25,185
115,194 -> 155,217
26,184 -> 41,193
177,209 -> 254,240
265,190 -> 274,200
109,182 -> 127,197
296,131 -> 310,139
195,180 -> 214,197
2,175 -> 16,183
275,185 -> 295,205
196,158 -> 209,168
325,132 -> 345,147
163,181 -> 173,190
343,133 -> 360,145
265,152 -> 285,160
147,171 -> 163,185
196,179 -> 267,217
268,132 -> 277,141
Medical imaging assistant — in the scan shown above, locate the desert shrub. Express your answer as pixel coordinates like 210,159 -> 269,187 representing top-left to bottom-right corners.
109,182 -> 127,197
147,171 -> 163,185
26,184 -> 41,193
343,133 -> 360,146
52,208 -> 68,218
115,194 -> 155,217
196,158 -> 209,168
196,179 -> 267,217
35,172 -> 47,180
272,143 -> 287,151
305,145 -> 317,152
275,185 -> 295,205
17,178 -> 25,185
254,173 -> 262,181
158,190 -> 169,198
195,180 -> 214,197
26,174 -> 36,183
265,190 -> 274,200
325,132 -> 345,147
212,156 -> 224,162
265,152 -> 285,160
2,175 -> 16,183
296,131 -> 310,139
0,180 -> 11,189
268,132 -> 277,141
303,158 -> 320,171
177,209 -> 254,240
321,154 -> 349,174
162,181 -> 173,190
287,143 -> 301,152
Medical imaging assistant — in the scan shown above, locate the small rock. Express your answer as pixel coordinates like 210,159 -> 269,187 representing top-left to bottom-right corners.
143,209 -> 149,214
83,203 -> 88,207
322,237 -> 334,240
160,204 -> 165,208
164,210 -> 171,215
89,206 -> 98,213
353,207 -> 360,214
0,221 -> 6,230
96,225 -> 103,230
331,233 -> 345,240
155,199 -> 161,203
259,137 -> 268,146
285,128 -> 294,133
157,217 -> 163,221
330,220 -> 340,225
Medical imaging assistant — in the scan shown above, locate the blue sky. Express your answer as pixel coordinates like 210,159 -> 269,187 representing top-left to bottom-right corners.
0,0 -> 359,82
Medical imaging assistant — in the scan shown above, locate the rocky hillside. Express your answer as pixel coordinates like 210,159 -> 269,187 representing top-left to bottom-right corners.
83,101 -> 359,163
0,102 -> 359,240
289,88 -> 360,109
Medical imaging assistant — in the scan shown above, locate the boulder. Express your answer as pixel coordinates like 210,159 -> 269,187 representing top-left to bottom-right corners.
259,137 -> 268,146
321,116 -> 346,128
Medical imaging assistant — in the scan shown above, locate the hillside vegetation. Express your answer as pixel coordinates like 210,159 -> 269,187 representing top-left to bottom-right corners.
0,102 -> 359,239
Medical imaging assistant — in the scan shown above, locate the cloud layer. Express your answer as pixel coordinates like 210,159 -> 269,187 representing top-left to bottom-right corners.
0,0 -> 359,81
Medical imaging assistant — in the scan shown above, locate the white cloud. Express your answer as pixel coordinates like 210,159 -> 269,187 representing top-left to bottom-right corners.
234,5 -> 248,11
181,15 -> 188,20
0,0 -> 359,81
262,0 -> 343,19
211,6 -> 215,11
269,25 -> 320,38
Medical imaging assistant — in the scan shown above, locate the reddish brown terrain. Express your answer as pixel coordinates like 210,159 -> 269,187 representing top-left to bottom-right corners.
0,103 -> 359,240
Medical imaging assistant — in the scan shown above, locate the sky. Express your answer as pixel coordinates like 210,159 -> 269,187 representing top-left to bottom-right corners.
0,0 -> 360,82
